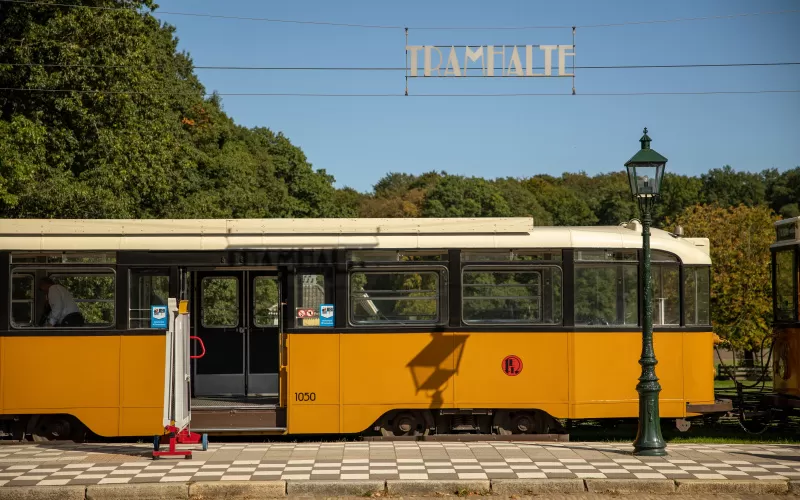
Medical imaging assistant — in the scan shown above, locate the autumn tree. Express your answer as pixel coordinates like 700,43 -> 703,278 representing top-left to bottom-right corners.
667,204 -> 780,358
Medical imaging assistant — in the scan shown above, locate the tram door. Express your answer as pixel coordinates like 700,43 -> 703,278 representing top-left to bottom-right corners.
192,270 -> 281,397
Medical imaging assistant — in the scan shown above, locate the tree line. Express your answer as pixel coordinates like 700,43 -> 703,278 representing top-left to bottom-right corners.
339,167 -> 799,224
1,0 -> 796,356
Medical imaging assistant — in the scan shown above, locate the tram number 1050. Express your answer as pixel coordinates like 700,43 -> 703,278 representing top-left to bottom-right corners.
294,392 -> 316,402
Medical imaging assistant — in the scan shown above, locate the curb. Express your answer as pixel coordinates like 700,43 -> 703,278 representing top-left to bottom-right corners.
0,478 -> 798,498
287,480 -> 383,497
87,484 -> 188,500
491,478 -> 584,495
189,481 -> 286,499
386,479 -> 490,496
0,486 -> 86,500
675,479 -> 790,495
586,478 -> 676,495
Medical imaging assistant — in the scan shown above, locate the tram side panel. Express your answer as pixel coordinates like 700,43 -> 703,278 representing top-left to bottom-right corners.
0,334 -> 165,437
568,331 -> 713,419
286,329 -> 715,434
773,327 -> 800,398
452,332 -> 569,417
286,333 -> 340,434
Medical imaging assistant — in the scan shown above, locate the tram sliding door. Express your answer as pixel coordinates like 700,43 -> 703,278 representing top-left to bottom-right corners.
193,270 -> 280,397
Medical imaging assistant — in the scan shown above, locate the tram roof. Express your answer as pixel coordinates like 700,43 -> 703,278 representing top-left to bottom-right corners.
0,217 -> 711,264
772,216 -> 800,249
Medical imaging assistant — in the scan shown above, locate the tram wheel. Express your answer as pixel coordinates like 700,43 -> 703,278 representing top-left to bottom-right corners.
378,410 -> 432,437
494,410 -> 565,435
31,415 -> 77,442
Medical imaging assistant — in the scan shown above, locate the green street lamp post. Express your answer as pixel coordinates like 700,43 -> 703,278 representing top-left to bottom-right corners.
625,127 -> 668,457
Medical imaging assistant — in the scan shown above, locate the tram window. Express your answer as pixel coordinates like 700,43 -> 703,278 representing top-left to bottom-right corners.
653,265 -> 680,326
295,273 -> 325,327
49,273 -> 115,327
462,267 -> 562,324
11,274 -> 35,327
11,252 -> 116,264
348,250 -> 447,263
462,250 -> 562,262
201,277 -> 239,328
574,251 -> 638,326
349,271 -> 442,325
129,270 -> 169,329
684,267 -> 711,326
254,276 -> 280,327
775,249 -> 797,322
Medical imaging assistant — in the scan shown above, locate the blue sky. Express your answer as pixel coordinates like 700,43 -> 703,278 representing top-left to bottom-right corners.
154,0 -> 799,192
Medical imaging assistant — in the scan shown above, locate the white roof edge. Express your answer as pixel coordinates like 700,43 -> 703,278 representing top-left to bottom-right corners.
0,217 -> 535,235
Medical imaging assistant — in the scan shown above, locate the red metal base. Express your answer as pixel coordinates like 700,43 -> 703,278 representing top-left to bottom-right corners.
152,426 -> 202,459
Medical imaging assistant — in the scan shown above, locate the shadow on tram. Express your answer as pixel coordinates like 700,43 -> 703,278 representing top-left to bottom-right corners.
407,332 -> 468,407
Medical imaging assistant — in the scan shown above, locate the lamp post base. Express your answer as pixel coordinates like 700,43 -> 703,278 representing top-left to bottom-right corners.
633,444 -> 667,457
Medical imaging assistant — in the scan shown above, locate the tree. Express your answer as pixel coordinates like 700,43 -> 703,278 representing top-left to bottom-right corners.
524,177 -> 597,226
0,0 -> 347,220
764,167 -> 800,218
700,166 -> 766,208
655,174 -> 703,224
422,175 -> 511,218
491,177 -> 552,224
666,204 -> 779,355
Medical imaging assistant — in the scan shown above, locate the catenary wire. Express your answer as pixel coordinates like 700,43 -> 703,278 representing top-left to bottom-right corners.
1,88 -> 799,97
2,62 -> 799,71
0,0 -> 797,30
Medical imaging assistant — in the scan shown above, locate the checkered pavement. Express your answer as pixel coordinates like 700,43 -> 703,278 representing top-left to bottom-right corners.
1,441 -> 799,487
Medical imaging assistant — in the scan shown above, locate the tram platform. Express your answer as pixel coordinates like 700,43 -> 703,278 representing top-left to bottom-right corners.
0,441 -> 798,497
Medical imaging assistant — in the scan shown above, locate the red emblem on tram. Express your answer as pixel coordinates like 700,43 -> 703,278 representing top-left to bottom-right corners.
502,355 -> 523,376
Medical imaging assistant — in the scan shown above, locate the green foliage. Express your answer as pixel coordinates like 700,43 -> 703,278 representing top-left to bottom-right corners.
201,277 -> 238,327
422,175 -> 511,217
0,0 -> 351,219
667,204 -> 779,350
524,176 -> 597,225
700,165 -> 767,208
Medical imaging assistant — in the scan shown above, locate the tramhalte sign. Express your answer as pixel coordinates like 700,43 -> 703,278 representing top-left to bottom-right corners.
405,44 -> 575,77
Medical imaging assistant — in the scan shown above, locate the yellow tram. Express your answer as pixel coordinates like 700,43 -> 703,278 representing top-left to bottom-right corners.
767,216 -> 800,412
0,217 -> 730,440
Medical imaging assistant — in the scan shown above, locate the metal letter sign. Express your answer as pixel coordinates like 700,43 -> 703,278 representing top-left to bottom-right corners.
151,305 -> 168,329
405,44 -> 575,78
320,304 -> 334,327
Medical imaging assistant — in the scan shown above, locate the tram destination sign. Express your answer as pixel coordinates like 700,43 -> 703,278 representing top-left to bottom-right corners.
776,220 -> 798,242
405,44 -> 575,77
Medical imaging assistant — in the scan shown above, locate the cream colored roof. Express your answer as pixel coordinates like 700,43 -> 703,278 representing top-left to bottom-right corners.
0,218 -> 711,264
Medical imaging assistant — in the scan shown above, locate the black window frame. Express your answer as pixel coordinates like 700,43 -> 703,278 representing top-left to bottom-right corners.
346,262 -> 450,328
772,245 -> 799,325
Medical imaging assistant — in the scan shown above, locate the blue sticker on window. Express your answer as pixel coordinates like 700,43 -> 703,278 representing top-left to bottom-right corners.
319,304 -> 334,327
151,305 -> 168,329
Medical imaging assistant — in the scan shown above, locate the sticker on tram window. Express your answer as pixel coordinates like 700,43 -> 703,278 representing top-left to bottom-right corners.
151,305 -> 168,329
319,304 -> 334,327
296,308 -> 316,319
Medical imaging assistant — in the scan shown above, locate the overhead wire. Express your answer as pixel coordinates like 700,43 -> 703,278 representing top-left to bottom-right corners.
0,0 -> 797,30
2,62 -> 799,71
1,88 -> 799,97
